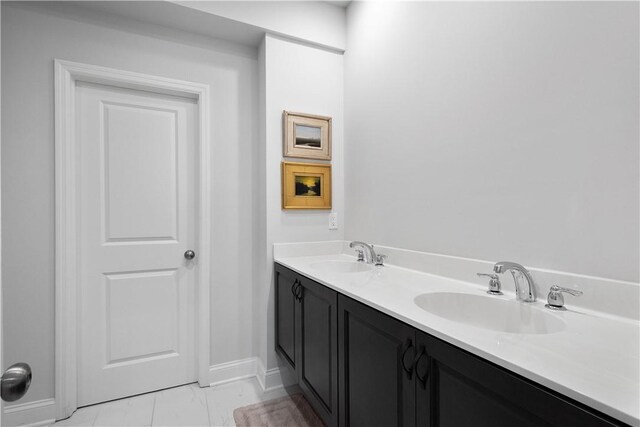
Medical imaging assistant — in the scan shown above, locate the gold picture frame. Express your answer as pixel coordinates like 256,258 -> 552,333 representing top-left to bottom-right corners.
282,161 -> 332,210
283,111 -> 332,160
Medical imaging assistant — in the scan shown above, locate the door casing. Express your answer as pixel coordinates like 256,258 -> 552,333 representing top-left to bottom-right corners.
54,59 -> 212,420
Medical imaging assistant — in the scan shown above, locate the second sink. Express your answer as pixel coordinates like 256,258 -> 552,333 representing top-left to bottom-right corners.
414,292 -> 565,334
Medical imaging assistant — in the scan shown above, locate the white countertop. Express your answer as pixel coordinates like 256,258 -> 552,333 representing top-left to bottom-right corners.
274,253 -> 640,426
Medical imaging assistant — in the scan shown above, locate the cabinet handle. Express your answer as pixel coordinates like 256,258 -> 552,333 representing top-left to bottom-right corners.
291,279 -> 299,297
295,283 -> 304,301
400,340 -> 415,378
413,347 -> 429,388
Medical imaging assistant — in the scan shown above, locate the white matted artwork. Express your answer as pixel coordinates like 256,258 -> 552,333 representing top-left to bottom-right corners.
283,111 -> 331,160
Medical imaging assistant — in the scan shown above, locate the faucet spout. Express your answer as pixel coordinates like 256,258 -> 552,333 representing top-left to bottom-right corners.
349,241 -> 377,264
493,261 -> 536,302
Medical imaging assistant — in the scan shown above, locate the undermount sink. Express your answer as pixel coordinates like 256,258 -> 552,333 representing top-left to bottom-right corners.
414,292 -> 565,334
309,260 -> 374,274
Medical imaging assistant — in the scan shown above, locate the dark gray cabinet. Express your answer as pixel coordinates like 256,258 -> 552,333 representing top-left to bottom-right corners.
415,331 -> 621,427
274,263 -> 627,427
275,264 -> 338,427
338,294 -> 415,427
275,265 -> 298,369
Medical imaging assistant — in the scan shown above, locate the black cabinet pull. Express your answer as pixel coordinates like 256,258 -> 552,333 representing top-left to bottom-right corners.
413,347 -> 429,388
400,340 -> 415,378
295,283 -> 304,301
290,279 -> 303,302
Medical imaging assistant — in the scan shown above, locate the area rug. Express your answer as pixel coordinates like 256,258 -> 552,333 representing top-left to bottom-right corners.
233,393 -> 325,427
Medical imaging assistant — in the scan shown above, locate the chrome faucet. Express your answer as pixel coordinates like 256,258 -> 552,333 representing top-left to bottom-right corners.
493,261 -> 536,302
349,241 -> 378,264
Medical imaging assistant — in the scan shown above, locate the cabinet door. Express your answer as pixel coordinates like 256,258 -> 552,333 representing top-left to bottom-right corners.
416,331 -> 622,427
274,264 -> 298,370
297,276 -> 338,427
339,295 -> 416,427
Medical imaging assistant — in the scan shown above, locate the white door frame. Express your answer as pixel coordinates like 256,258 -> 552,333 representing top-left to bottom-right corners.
54,59 -> 211,420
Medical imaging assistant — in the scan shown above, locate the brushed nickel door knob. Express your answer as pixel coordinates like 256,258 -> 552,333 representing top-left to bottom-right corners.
1,362 -> 32,402
184,250 -> 196,260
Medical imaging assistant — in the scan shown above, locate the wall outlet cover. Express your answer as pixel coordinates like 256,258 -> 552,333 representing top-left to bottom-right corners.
329,213 -> 338,230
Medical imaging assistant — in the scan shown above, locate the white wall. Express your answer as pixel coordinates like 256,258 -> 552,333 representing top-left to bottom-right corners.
176,1 -> 346,51
257,34 -> 344,371
345,2 -> 639,283
0,3 -> 3,424
1,2 -> 258,403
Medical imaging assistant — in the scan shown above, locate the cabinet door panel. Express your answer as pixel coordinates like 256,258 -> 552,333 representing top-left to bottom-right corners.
298,276 -> 338,426
339,295 -> 416,427
417,331 -> 621,427
274,265 -> 297,370
436,362 -> 544,427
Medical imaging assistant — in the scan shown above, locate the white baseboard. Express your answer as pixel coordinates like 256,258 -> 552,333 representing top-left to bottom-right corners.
210,356 -> 296,393
3,398 -> 56,427
256,357 -> 296,392
209,357 -> 257,386
256,358 -> 274,391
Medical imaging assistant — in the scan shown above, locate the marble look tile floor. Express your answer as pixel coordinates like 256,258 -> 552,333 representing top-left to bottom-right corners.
53,378 -> 293,426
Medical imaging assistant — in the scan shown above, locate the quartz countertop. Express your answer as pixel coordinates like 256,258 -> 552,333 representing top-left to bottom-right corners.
274,253 -> 640,426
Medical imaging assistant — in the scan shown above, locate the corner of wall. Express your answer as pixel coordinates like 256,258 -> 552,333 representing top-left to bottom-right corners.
253,35 -> 269,375
261,35 -> 345,371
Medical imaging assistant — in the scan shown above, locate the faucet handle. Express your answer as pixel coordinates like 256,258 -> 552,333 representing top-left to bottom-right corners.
477,273 -> 503,295
549,285 -> 583,296
545,285 -> 583,311
375,254 -> 387,266
355,249 -> 365,262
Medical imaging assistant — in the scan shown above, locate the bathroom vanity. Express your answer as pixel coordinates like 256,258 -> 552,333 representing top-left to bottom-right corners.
274,247 -> 639,427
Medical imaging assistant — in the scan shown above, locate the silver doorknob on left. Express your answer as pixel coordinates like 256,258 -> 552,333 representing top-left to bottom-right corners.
184,250 -> 196,260
1,362 -> 32,402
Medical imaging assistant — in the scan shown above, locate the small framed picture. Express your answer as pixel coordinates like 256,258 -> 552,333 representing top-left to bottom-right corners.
283,111 -> 331,160
281,161 -> 332,210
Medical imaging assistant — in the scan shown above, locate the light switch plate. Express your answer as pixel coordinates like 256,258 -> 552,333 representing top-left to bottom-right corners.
329,213 -> 338,230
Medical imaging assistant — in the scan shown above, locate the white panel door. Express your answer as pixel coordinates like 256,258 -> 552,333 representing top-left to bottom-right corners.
76,82 -> 197,406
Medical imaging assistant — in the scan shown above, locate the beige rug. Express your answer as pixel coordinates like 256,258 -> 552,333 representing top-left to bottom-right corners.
233,393 -> 325,427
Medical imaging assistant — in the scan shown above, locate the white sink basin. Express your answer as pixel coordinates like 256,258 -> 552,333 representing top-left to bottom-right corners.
414,292 -> 565,334
309,260 -> 374,274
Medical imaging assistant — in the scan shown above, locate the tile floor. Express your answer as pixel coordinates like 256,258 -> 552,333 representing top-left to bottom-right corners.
53,378 -> 294,426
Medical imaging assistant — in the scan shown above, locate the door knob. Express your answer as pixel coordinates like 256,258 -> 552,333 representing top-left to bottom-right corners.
184,250 -> 196,260
1,362 -> 32,402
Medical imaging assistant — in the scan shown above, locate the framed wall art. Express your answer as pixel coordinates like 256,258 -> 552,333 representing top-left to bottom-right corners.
283,111 -> 332,160
281,161 -> 332,210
